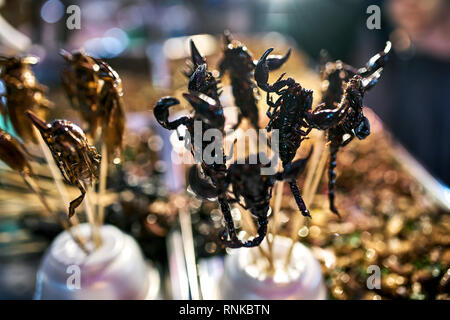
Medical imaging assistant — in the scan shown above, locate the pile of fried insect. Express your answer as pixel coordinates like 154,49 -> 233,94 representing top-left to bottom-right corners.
0,50 -> 125,252
154,31 -> 391,248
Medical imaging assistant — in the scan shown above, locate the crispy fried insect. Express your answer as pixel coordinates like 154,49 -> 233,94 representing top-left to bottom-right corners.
255,48 -> 313,217
0,127 -> 55,216
93,58 -> 126,160
61,50 -> 125,159
305,42 -> 391,216
0,55 -> 52,143
154,92 -> 240,246
0,128 -> 33,176
26,111 -> 101,218
60,50 -> 101,136
219,31 -> 290,129
320,41 -> 391,107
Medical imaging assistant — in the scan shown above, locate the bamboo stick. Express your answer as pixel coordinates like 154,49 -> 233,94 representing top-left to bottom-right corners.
83,181 -> 102,248
284,140 -> 329,267
96,142 -> 108,225
179,205 -> 201,300
267,179 -> 283,266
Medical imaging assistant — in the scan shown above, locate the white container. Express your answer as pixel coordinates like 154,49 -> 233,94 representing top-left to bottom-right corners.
34,224 -> 160,300
219,236 -> 327,300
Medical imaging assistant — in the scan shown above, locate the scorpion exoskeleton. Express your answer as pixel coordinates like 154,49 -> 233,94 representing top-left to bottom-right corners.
255,48 -> 314,217
305,42 -> 391,216
60,50 -> 101,135
154,92 -> 240,245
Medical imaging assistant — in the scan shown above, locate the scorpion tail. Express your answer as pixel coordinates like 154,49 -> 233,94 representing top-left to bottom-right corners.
328,145 -> 341,218
218,197 -> 243,248
190,39 -> 206,68
244,216 -> 268,247
288,181 -> 311,218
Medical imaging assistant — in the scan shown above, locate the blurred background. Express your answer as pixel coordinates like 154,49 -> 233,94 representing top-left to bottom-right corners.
0,0 -> 449,300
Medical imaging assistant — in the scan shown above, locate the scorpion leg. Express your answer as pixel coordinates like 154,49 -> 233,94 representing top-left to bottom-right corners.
266,110 -> 279,132
266,91 -> 282,118
328,143 -> 341,217
307,100 -> 351,130
69,179 -> 86,218
277,149 -> 313,217
288,181 -> 310,218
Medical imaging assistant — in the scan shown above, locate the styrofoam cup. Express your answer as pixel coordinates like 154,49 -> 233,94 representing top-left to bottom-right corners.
34,224 -> 160,300
219,236 -> 327,300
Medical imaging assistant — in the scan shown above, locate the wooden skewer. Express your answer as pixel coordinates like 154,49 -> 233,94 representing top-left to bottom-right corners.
284,134 -> 328,268
267,179 -> 283,268
305,145 -> 329,207
303,132 -> 325,199
21,173 -> 52,217
97,142 -> 108,226
83,181 -> 103,248
179,205 -> 201,300
239,125 -> 275,271
22,171 -> 90,254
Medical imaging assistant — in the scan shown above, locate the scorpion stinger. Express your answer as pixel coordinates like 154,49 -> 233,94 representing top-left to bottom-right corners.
190,39 -> 206,68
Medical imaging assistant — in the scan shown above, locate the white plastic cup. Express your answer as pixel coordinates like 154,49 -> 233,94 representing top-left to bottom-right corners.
219,236 -> 327,300
34,224 -> 160,300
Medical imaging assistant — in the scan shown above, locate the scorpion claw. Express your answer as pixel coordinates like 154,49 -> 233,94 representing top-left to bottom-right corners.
266,48 -> 291,71
153,97 -> 181,130
254,48 -> 274,92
